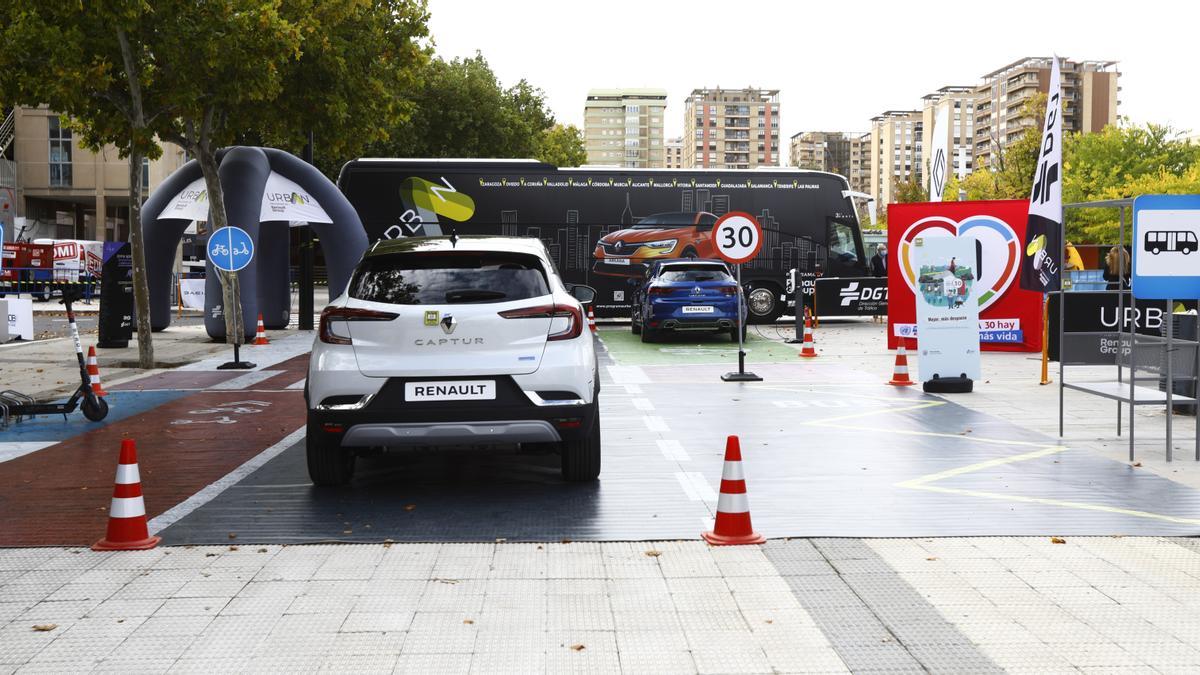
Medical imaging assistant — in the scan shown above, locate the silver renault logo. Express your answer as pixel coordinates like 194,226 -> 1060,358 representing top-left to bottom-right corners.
440,314 -> 457,334
691,286 -> 703,296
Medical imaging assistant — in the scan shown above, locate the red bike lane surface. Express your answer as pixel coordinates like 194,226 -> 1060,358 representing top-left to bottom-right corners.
0,389 -> 305,546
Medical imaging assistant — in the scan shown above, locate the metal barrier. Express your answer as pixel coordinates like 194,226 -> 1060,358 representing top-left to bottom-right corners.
0,265 -> 98,302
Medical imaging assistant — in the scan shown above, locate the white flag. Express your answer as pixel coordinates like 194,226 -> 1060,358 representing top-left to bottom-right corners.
1019,56 -> 1064,292
928,106 -> 949,202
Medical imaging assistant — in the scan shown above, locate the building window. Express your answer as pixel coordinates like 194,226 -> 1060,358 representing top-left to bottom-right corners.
49,116 -> 73,187
142,157 -> 150,190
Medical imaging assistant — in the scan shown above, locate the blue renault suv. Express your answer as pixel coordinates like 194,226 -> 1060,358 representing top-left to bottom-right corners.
631,259 -> 745,342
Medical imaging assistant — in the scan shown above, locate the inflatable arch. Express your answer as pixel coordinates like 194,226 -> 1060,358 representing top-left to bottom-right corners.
142,146 -> 368,340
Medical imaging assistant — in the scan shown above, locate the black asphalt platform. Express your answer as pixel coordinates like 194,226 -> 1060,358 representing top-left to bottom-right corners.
157,336 -> 1200,544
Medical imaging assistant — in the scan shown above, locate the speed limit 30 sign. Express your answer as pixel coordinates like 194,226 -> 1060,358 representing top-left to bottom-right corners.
712,212 -> 763,265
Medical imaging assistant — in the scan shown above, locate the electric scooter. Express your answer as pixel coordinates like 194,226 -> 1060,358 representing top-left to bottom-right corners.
0,288 -> 109,428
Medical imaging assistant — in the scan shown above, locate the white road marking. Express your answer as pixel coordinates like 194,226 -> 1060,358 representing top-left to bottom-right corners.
657,439 -> 691,462
147,426 -> 306,534
286,378 -> 307,390
210,370 -> 283,390
675,471 -> 718,502
622,384 -> 643,394
643,415 -> 669,432
606,365 -> 650,384
0,441 -> 57,464
631,397 -> 655,411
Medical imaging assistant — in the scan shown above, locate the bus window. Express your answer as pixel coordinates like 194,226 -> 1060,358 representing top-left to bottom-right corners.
826,219 -> 860,275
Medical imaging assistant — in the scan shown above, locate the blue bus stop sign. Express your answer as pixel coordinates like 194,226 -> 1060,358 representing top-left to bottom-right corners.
1132,195 -> 1200,300
207,226 -> 254,273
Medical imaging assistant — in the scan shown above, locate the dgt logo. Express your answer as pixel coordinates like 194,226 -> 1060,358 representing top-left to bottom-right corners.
839,282 -> 888,307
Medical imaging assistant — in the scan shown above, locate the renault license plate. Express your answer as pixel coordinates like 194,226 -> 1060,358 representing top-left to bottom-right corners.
405,380 -> 496,402
682,305 -> 714,314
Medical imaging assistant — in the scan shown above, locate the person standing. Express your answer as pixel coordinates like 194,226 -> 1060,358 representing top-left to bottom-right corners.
870,244 -> 887,277
1103,246 -> 1130,290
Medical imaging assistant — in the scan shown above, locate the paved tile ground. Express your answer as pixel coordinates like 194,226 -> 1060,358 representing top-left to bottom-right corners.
1,537 -> 1198,674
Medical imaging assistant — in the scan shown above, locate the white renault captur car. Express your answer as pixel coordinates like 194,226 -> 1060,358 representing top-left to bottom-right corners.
306,235 -> 600,485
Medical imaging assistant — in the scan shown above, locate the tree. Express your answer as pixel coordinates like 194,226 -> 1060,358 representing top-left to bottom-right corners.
0,1 -> 168,367
892,173 -> 928,203
537,124 -> 586,167
371,53 -> 559,160
1,0 -> 430,354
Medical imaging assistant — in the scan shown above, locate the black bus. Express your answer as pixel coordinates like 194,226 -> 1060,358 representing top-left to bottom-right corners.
338,159 -> 867,322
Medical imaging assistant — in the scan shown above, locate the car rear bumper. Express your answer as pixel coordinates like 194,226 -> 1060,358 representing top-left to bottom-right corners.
308,375 -> 597,447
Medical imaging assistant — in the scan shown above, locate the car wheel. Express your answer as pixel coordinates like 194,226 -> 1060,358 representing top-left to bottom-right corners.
81,396 -> 109,422
641,326 -> 658,343
681,246 -> 698,259
306,419 -> 355,486
746,283 -> 783,324
561,414 -> 601,482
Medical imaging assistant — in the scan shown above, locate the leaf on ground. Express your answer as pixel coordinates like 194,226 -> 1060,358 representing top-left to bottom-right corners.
32,624 -> 57,632
463,619 -> 474,624
404,504 -> 416,512
228,546 -> 238,551
1132,462 -> 1142,467
257,548 -> 268,553
1050,536 -> 1066,544
433,578 -> 460,585
644,550 -> 662,557
926,557 -> 938,561
227,532 -> 237,540
495,538 -> 507,543
569,644 -> 585,651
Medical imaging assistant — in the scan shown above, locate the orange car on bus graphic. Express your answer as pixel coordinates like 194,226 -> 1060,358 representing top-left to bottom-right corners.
592,211 -> 719,277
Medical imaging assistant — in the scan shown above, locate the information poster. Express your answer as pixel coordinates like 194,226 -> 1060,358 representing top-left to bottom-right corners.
98,242 -> 134,348
912,236 -> 981,381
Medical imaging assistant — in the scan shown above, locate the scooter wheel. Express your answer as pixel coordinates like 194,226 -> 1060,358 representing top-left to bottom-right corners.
82,397 -> 109,422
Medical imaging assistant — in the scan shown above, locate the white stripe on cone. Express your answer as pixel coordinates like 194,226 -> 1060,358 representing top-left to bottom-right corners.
721,461 -> 744,481
716,491 -> 750,514
894,365 -> 908,374
115,464 -> 141,485
109,496 -> 147,519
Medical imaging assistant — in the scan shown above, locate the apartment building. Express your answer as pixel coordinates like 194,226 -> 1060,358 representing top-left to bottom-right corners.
848,133 -> 871,194
0,106 -> 186,242
664,137 -> 684,169
868,110 -> 922,207
788,131 -> 859,177
920,86 -> 980,192
683,87 -> 780,169
583,89 -> 668,168
973,57 -> 1119,168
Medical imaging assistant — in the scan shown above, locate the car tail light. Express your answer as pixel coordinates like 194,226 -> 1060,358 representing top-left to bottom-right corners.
318,306 -> 399,345
499,304 -> 583,341
719,286 -> 739,296
648,286 -> 670,296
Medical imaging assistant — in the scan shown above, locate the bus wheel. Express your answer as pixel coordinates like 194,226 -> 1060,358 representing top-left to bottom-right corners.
746,283 -> 782,324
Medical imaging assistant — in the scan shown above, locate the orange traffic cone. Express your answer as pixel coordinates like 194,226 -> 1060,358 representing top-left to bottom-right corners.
93,439 -> 160,551
702,436 -> 765,546
86,346 -> 108,397
252,313 -> 269,345
799,310 -> 817,358
587,307 -> 597,333
888,337 -> 915,386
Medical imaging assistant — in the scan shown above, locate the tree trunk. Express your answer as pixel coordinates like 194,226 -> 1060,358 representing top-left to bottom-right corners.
194,146 -> 242,345
127,147 -> 154,367
117,26 -> 154,369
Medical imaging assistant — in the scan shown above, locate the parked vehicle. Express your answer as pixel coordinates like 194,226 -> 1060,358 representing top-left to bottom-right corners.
631,259 -> 745,342
305,235 -> 600,485
337,159 -> 867,323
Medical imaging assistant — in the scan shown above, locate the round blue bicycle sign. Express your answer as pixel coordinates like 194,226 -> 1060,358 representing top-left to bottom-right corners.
207,226 -> 254,273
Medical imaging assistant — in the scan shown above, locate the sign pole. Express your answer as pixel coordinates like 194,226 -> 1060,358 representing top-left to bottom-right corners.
714,212 -> 763,383
210,225 -> 256,370
299,131 -> 315,331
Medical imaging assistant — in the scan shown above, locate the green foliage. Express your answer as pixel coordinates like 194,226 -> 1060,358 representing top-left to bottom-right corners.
537,124 -> 586,167
370,53 -> 560,162
892,173 -> 928,203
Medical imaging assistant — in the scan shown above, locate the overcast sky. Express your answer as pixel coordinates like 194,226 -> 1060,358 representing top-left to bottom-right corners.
427,0 -> 1198,144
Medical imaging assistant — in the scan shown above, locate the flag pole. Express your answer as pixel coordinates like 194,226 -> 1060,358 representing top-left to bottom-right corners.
1040,292 -> 1051,385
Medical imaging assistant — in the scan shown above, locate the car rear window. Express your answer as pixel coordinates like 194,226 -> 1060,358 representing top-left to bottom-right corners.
659,265 -> 731,282
349,252 -> 550,305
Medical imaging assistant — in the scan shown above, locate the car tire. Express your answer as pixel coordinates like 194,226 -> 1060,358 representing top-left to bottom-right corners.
306,420 -> 355,486
641,327 -> 658,343
81,396 -> 108,422
681,246 -> 698,259
746,283 -> 783,324
561,414 -> 601,482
